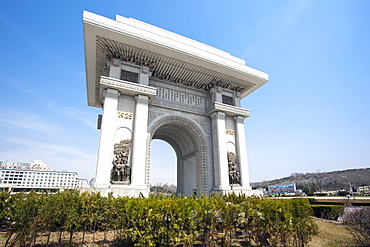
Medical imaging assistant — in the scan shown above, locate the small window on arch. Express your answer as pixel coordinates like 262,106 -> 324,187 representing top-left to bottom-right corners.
222,95 -> 234,106
120,70 -> 138,83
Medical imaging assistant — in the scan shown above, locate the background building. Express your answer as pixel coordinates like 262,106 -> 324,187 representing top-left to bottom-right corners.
76,178 -> 90,188
0,160 -> 54,171
0,160 -> 89,191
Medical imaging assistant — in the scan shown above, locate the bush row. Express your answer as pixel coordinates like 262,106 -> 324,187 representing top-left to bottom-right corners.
311,205 -> 343,220
0,190 -> 318,246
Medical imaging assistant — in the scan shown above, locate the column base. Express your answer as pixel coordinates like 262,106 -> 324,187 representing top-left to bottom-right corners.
229,185 -> 262,196
211,184 -> 263,197
213,185 -> 231,193
86,184 -> 149,197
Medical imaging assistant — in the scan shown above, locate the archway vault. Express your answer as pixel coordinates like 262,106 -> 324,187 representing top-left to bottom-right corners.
148,115 -> 209,195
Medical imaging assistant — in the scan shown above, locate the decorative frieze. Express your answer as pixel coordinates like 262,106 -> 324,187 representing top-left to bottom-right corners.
148,111 -> 164,125
151,99 -> 206,115
155,87 -> 206,108
194,118 -> 207,131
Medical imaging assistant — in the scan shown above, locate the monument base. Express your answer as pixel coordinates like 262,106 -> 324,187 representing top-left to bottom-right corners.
81,185 -> 149,197
212,184 -> 263,197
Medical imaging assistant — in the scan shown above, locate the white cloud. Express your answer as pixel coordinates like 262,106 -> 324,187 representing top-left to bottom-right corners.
0,137 -> 97,179
0,107 -> 98,179
243,44 -> 256,59
242,0 -> 311,58
0,110 -> 62,134
46,102 -> 97,130
1,78 -> 42,97
0,12 -> 57,61
278,0 -> 310,34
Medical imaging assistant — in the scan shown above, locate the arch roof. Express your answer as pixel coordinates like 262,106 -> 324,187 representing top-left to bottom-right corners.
83,11 -> 268,107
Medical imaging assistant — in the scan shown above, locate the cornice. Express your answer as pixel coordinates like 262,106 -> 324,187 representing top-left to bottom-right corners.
84,11 -> 268,107
83,11 -> 253,72
100,76 -> 157,101
207,102 -> 250,118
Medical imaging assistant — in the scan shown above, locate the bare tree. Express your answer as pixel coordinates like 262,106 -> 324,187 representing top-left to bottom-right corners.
344,207 -> 370,246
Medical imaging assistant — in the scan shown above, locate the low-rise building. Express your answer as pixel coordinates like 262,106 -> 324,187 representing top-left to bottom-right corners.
76,178 -> 90,188
358,186 -> 370,195
0,160 -> 87,191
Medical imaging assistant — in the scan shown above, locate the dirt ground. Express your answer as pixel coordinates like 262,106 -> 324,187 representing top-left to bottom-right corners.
0,217 -> 362,246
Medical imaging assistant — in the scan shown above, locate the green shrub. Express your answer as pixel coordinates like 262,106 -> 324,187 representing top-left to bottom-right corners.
3,191 -> 318,247
311,205 -> 343,220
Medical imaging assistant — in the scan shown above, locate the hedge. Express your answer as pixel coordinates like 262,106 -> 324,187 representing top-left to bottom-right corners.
0,190 -> 318,246
311,205 -> 343,220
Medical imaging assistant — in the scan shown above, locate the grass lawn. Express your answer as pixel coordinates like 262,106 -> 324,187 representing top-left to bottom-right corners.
308,217 -> 361,247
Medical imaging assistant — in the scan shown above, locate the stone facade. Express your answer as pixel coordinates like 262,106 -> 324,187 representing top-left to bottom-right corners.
83,11 -> 268,197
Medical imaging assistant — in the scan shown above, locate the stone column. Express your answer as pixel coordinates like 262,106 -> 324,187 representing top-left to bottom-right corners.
130,94 -> 149,186
233,115 -> 252,189
95,88 -> 120,188
211,111 -> 230,191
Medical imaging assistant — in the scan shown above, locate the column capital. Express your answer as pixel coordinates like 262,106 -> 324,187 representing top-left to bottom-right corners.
233,115 -> 245,122
210,111 -> 226,120
104,88 -> 120,98
135,94 -> 149,103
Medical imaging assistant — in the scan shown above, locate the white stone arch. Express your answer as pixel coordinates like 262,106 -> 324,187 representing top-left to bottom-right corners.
147,115 -> 209,195
84,12 -> 268,197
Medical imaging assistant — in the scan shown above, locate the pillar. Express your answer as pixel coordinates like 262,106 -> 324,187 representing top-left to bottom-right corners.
130,94 -> 149,187
233,115 -> 252,189
95,88 -> 120,188
211,111 -> 230,191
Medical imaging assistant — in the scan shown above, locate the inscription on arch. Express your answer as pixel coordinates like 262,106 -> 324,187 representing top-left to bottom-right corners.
156,87 -> 206,108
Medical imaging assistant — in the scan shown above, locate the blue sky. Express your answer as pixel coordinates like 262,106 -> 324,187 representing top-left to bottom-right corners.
0,1 -> 369,185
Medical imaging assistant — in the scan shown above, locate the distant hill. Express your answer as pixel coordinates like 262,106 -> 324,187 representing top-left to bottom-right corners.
251,168 -> 370,193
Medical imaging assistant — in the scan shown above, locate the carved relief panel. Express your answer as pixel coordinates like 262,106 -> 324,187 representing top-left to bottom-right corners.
111,139 -> 132,184
227,151 -> 240,185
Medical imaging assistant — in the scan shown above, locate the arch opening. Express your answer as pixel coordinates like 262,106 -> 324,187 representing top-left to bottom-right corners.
150,121 -> 202,195
150,139 -> 177,189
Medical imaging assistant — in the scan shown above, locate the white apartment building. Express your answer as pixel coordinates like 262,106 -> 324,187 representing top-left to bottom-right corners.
0,160 -> 54,171
76,178 -> 90,188
0,160 -> 82,191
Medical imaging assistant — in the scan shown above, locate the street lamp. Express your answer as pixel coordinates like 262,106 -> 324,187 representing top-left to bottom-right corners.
342,176 -> 353,195
163,214 -> 171,246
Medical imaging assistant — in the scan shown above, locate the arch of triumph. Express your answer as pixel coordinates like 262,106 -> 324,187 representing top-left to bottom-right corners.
83,11 -> 268,197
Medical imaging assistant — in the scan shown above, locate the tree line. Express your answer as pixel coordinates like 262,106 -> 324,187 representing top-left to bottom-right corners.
0,190 -> 318,246
252,168 -> 370,193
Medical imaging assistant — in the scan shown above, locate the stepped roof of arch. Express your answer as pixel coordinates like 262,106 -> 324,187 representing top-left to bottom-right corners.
83,11 -> 268,107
